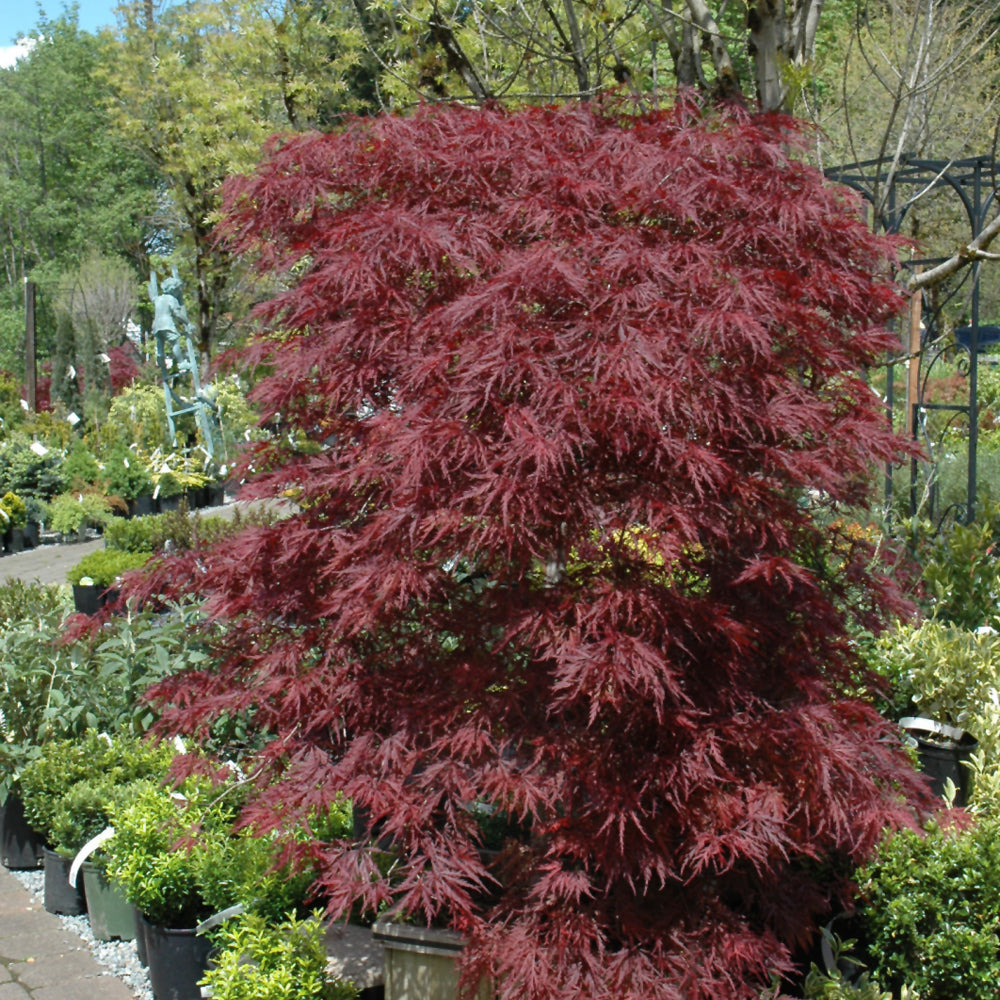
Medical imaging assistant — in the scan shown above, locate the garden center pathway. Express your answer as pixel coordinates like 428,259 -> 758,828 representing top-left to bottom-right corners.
0,865 -> 133,1000
0,502 -> 234,1000
0,536 -> 104,587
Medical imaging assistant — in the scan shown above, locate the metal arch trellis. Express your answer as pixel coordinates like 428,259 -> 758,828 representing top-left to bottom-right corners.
825,154 -> 999,527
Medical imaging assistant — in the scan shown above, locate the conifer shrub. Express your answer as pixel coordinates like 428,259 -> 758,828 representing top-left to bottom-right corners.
124,97 -> 932,999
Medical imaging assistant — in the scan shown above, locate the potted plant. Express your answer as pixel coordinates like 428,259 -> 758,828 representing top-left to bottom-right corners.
67,548 -> 153,615
104,443 -> 156,517
870,620 -> 1000,807
0,586 -> 193,870
0,491 -> 27,552
23,496 -> 48,547
105,772 -> 269,1000
42,732 -> 174,937
0,593 -> 75,869
200,912 -> 360,1000
20,732 -> 106,914
106,765 -> 349,1000
48,490 -> 116,541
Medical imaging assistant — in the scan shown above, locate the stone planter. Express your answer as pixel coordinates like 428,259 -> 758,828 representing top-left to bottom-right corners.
372,920 -> 491,1000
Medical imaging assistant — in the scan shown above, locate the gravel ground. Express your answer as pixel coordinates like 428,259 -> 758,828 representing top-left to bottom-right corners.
9,868 -> 154,1000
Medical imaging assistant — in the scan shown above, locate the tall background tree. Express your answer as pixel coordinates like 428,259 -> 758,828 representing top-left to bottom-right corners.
105,0 -> 377,371
0,13 -> 156,376
134,100 -> 932,1000
347,0 -> 827,110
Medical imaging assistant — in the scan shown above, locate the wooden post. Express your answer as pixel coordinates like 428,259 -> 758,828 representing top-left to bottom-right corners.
905,277 -> 922,438
24,279 -> 37,412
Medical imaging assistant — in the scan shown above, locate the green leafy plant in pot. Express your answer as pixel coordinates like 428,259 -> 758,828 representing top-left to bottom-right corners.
0,593 -> 75,868
48,491 -> 115,539
200,912 -> 359,1000
20,730 -> 174,916
67,549 -> 154,615
105,767 -> 327,1000
104,442 -> 155,507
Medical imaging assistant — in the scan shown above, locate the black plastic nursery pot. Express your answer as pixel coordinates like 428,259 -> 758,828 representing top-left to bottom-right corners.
129,494 -> 155,518
42,846 -> 87,915
133,907 -> 149,966
901,716 -> 978,806
72,584 -> 120,616
3,527 -> 24,554
139,913 -> 213,1000
0,795 -> 45,870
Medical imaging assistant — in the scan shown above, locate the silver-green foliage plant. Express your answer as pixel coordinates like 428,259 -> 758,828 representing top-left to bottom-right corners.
0,594 -> 212,802
874,620 -> 1000,805
0,601 -> 87,802
200,912 -> 358,1000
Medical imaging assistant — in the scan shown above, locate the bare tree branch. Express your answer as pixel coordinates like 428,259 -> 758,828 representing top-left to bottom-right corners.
908,211 -> 1000,291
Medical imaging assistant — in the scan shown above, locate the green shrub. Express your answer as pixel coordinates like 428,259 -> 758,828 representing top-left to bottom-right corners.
801,930 -> 906,999
872,620 -> 1000,806
106,771 -> 319,928
48,491 -> 116,535
106,778 -> 223,927
103,442 -> 154,502
0,492 -> 27,529
0,579 -> 69,624
0,600 -> 212,802
200,912 -> 358,1000
107,384 -> 172,453
0,607 -> 87,801
915,507 -> 1000,629
104,507 -> 271,554
0,436 -> 65,500
19,730 -> 173,857
106,762 -> 351,930
857,815 -> 1000,1000
20,731 -> 106,848
61,440 -> 102,490
67,548 -> 153,588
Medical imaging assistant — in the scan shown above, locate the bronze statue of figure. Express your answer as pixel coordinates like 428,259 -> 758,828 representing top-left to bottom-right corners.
148,271 -> 219,458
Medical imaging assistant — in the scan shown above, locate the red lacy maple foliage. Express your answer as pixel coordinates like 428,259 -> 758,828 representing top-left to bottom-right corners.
129,97 -> 933,999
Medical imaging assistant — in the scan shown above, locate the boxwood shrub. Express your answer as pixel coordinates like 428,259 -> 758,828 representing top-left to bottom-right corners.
856,814 -> 1000,1000
67,549 -> 153,589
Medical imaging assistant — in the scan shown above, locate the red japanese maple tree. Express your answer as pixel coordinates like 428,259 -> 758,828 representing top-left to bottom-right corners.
135,97 -> 932,999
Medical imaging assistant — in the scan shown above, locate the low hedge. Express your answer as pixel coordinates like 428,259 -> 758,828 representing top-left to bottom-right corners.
104,506 -> 270,554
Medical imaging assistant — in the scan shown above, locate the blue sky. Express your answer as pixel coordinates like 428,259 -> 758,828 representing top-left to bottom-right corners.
1,1 -> 119,64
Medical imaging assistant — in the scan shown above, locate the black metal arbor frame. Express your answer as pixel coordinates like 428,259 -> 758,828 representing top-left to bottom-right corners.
826,155 -> 999,526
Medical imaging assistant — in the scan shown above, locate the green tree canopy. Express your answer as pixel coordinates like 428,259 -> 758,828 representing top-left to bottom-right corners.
0,13 -> 156,371
105,0 -> 376,367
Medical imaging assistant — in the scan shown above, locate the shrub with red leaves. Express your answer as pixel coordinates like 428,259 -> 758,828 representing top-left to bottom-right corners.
107,341 -> 143,393
133,97 -> 932,1000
